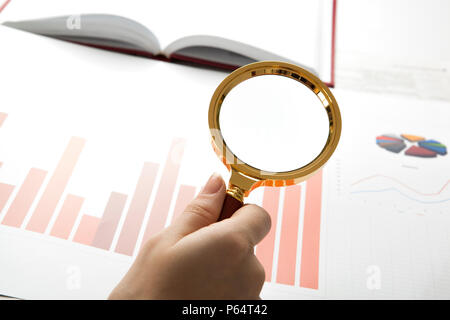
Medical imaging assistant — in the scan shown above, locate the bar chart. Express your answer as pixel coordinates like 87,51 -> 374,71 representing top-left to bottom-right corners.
255,171 -> 323,289
0,135 -> 191,257
0,112 -> 324,290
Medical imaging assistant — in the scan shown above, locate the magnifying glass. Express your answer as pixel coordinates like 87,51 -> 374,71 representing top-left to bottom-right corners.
208,61 -> 341,220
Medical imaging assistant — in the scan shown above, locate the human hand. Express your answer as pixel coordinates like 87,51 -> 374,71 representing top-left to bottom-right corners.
109,173 -> 271,300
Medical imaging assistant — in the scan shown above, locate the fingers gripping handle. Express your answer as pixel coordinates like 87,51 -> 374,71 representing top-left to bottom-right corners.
218,193 -> 243,221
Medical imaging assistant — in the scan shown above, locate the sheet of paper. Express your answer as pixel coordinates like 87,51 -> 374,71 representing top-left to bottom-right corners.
0,0 -> 334,82
335,0 -> 450,100
323,89 -> 450,299
1,26 -> 449,300
0,26 -> 330,299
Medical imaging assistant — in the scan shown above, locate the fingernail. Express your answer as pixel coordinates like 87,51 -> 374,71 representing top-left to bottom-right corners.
201,173 -> 223,194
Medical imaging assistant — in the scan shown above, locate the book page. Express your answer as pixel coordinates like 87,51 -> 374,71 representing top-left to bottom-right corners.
0,0 -> 334,82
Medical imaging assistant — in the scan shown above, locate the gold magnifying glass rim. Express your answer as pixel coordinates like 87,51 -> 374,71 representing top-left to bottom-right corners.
209,60 -> 341,189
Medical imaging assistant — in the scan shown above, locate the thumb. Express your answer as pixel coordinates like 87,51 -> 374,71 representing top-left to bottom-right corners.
169,173 -> 226,240
219,204 -> 271,247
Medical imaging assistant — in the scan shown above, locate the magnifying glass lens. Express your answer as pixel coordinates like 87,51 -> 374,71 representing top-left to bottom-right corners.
219,75 -> 330,173
209,61 -> 341,221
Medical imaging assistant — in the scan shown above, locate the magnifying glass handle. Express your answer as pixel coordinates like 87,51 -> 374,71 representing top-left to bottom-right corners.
218,194 -> 243,221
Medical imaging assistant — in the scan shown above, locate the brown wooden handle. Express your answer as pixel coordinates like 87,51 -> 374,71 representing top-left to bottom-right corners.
218,193 -> 243,221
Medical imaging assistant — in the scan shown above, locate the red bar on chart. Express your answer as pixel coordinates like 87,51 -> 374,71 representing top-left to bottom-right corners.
50,194 -> 84,239
2,168 -> 47,227
73,214 -> 100,245
115,162 -> 159,256
0,0 -> 11,14
255,187 -> 280,282
92,192 -> 127,250
142,138 -> 186,244
300,170 -> 323,289
277,185 -> 301,286
0,112 -> 7,127
0,183 -> 14,213
170,185 -> 196,223
26,137 -> 86,233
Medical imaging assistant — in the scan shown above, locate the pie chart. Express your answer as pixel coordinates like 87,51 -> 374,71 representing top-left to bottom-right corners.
376,134 -> 447,158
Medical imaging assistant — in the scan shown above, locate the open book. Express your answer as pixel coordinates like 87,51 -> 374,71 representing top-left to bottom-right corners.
0,0 -> 336,85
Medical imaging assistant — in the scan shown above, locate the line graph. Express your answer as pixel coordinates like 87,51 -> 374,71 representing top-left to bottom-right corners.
351,174 -> 450,197
350,188 -> 450,204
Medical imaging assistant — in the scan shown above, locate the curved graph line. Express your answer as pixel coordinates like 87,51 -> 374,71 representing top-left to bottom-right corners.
351,174 -> 450,196
351,188 -> 450,204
